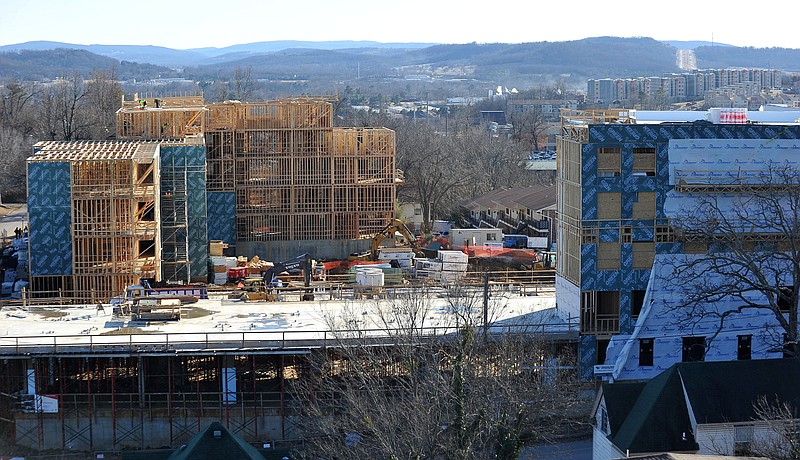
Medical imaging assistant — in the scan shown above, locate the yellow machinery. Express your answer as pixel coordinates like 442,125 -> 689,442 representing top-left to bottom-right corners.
370,219 -> 427,260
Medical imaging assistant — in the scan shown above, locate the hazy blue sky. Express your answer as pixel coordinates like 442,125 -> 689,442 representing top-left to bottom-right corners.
1,0 -> 797,50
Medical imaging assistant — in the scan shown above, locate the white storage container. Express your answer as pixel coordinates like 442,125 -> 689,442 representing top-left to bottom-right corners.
355,267 -> 384,287
438,250 -> 468,263
377,248 -> 416,261
441,262 -> 468,272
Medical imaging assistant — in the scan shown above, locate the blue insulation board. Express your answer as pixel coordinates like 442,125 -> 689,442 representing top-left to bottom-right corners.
28,162 -> 72,275
579,123 -> 800,377
207,192 -> 236,244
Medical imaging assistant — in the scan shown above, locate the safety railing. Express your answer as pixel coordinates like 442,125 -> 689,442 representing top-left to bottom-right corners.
0,319 -> 578,357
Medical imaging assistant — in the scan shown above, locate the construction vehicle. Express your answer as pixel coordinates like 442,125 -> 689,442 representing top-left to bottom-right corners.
129,297 -> 182,321
260,253 -> 315,301
533,250 -> 557,270
110,279 -> 206,306
351,219 -> 427,261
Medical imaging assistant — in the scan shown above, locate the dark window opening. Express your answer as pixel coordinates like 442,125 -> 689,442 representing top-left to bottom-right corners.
137,201 -> 155,221
631,290 -> 646,318
138,239 -> 156,258
778,286 -> 794,313
136,163 -> 154,184
682,336 -> 706,362
639,338 -> 654,366
597,338 -> 610,365
737,335 -> 752,360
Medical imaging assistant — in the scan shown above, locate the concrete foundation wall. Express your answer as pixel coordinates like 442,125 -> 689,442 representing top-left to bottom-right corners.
237,239 -> 371,262
16,412 -> 296,451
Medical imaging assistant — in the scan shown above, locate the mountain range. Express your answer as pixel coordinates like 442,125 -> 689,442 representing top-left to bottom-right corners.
1,37 -> 798,88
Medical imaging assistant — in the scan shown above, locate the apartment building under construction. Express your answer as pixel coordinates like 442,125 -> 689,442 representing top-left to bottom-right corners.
27,137 -> 208,302
555,108 -> 800,380
24,96 -> 397,302
117,96 -> 397,262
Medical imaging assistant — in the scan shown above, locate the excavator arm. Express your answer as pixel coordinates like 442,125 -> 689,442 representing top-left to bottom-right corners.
370,219 -> 426,260
259,253 -> 315,301
261,253 -> 312,288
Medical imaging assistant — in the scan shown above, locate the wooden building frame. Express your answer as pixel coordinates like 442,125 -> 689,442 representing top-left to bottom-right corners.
28,141 -> 161,302
116,96 -> 206,139
203,99 -> 397,243
116,96 -> 398,248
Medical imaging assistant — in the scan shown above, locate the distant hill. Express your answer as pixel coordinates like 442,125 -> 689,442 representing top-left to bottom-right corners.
0,48 -> 174,80
694,45 -> 800,71
2,37 -> 799,86
662,40 -> 735,50
186,37 -> 684,86
0,40 -> 437,67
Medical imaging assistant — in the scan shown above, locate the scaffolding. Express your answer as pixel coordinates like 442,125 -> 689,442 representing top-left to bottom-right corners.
160,156 -> 190,283
28,141 -> 160,301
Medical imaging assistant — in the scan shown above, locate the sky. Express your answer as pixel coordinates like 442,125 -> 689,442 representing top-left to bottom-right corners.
1,0 -> 798,50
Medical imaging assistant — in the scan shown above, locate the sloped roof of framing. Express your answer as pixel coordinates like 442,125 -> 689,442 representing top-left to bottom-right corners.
460,184 -> 557,213
30,140 -> 158,162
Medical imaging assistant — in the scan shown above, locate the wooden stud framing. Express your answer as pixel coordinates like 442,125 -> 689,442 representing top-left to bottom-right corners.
201,99 -> 397,243
29,141 -> 161,301
117,95 -> 206,140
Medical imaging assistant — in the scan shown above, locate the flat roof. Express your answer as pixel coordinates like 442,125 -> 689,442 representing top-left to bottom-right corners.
0,289 -> 570,357
632,109 -> 800,124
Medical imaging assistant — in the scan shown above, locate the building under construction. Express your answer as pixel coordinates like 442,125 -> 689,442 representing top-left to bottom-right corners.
27,138 -> 208,302
1,94 -> 578,456
117,96 -> 397,262
0,292 -> 575,453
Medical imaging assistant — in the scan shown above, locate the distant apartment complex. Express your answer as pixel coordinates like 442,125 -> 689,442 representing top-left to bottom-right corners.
587,68 -> 781,105
507,99 -> 581,121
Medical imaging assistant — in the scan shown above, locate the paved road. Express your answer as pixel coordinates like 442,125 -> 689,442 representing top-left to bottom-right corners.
0,203 -> 26,241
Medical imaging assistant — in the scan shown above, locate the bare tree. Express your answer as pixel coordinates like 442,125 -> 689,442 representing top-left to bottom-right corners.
0,81 -> 37,134
84,68 -> 122,139
458,127 -> 529,194
394,121 -> 473,232
0,125 -> 32,202
230,65 -> 255,102
0,81 -> 37,201
291,287 -> 585,460
36,73 -> 93,141
507,108 -> 549,152
747,396 -> 800,459
663,165 -> 800,356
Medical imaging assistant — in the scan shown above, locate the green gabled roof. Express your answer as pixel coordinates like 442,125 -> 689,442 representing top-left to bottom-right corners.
610,366 -> 698,453
167,421 -> 266,460
607,358 -> 800,456
677,358 -> 800,425
601,381 -> 646,435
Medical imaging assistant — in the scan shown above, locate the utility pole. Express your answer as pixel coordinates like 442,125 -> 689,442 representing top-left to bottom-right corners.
483,272 -> 489,339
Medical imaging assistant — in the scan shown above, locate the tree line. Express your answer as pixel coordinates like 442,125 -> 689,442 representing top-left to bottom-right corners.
0,70 -> 122,202
0,72 -> 555,228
